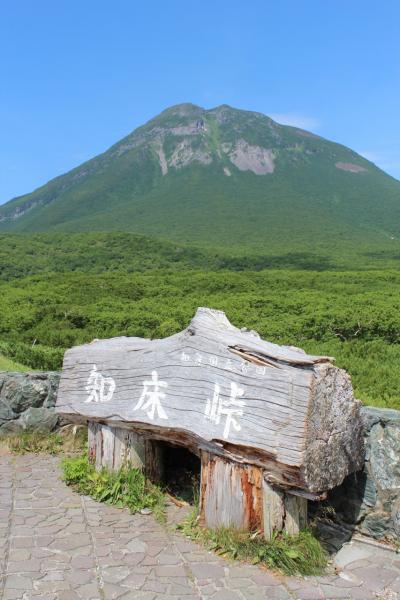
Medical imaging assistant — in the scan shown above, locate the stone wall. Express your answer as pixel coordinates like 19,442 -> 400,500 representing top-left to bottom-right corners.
0,372 -> 60,436
323,406 -> 400,541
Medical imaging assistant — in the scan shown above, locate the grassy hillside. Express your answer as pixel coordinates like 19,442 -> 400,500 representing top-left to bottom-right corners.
1,104 -> 399,256
2,232 -> 400,277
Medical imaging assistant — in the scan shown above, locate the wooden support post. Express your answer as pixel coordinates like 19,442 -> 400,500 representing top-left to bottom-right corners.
262,480 -> 284,540
144,439 -> 165,484
284,494 -> 308,535
88,421 -> 145,471
199,452 -> 263,531
262,478 -> 308,539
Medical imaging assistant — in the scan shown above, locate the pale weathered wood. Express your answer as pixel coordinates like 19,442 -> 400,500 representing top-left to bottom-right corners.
88,422 -> 145,471
200,452 -> 263,531
262,480 -> 307,539
262,480 -> 284,540
56,307 -> 364,493
88,421 -> 101,467
284,494 -> 308,535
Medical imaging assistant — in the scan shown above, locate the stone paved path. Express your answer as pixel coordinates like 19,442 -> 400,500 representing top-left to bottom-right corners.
1,455 -> 400,600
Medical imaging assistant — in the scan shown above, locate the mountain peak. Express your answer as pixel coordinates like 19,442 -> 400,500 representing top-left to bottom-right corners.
1,102 -> 398,251
158,102 -> 205,118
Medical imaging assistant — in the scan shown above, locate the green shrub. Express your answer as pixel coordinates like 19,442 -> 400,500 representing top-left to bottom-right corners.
0,340 -> 63,371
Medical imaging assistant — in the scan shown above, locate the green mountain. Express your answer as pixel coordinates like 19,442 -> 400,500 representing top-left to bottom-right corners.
1,103 -> 399,254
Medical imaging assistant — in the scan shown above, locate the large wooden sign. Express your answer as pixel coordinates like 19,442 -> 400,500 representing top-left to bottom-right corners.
56,307 -> 364,493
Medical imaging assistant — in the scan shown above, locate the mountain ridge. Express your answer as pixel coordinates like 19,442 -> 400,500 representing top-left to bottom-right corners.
1,103 -> 399,253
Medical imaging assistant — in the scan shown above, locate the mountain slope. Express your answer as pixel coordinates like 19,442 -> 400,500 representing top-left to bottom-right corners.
1,103 -> 399,252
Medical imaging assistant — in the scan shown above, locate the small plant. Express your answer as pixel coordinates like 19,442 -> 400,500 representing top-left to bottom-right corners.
62,455 -> 166,522
177,509 -> 328,576
5,426 -> 88,455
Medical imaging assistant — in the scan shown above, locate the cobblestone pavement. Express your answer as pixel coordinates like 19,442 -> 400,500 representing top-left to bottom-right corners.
1,455 -> 400,600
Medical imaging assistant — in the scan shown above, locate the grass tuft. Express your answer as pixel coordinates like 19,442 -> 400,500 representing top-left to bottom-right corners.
62,455 -> 166,522
177,509 -> 328,576
6,431 -> 64,454
4,426 -> 88,455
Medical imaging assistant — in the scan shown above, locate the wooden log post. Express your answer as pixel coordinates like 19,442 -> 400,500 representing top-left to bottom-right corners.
284,493 -> 308,536
199,455 -> 308,538
263,480 -> 284,539
262,480 -> 307,540
199,452 -> 263,531
144,439 -> 165,484
88,422 -> 145,471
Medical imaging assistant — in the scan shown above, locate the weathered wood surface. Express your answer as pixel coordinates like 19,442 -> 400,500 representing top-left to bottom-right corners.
199,452 -> 263,531
56,307 -> 364,493
283,493 -> 308,536
88,422 -> 145,471
263,480 -> 284,539
262,480 -> 307,539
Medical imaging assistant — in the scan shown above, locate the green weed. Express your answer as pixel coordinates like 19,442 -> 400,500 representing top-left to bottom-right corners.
177,509 -> 328,576
62,455 -> 166,521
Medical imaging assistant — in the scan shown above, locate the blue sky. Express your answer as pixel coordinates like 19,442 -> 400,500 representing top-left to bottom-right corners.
1,0 -> 399,204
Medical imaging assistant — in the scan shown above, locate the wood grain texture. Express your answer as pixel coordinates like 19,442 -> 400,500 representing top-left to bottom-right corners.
56,307 -> 364,492
262,480 -> 284,540
200,452 -> 263,531
283,494 -> 308,535
88,421 -> 145,471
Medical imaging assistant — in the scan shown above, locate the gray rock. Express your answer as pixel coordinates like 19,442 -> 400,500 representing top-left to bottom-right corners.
0,372 -> 61,436
0,397 -> 17,425
369,422 -> 400,490
19,407 -> 58,432
43,373 -> 61,408
318,406 -> 400,541
391,498 -> 400,536
361,406 -> 400,433
363,468 -> 378,507
0,418 -> 24,436
0,372 -> 60,414
360,510 -> 392,538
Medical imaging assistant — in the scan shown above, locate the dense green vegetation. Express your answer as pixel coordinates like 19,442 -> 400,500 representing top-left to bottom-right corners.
2,231 -> 400,277
0,232 -> 217,281
62,455 -> 166,521
1,233 -> 400,409
178,509 -> 327,576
